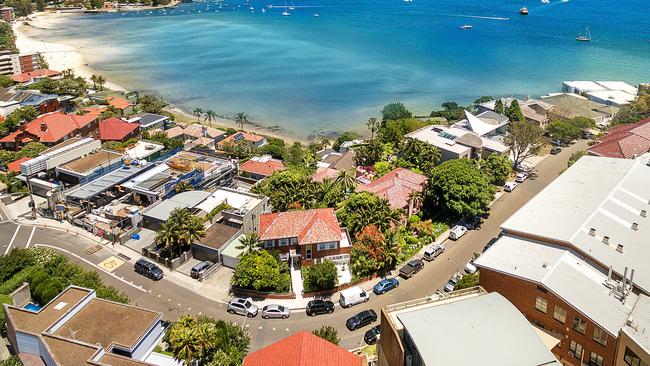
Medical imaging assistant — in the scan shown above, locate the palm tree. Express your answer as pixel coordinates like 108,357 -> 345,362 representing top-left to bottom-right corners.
168,326 -> 200,365
383,229 -> 402,270
179,216 -> 206,255
192,108 -> 203,123
335,169 -> 357,193
194,321 -> 217,363
155,222 -> 179,258
366,117 -> 380,140
174,181 -> 194,193
236,232 -> 262,255
90,74 -> 98,90
234,112 -> 248,131
407,191 -> 423,217
62,68 -> 75,78
204,110 -> 216,126
96,75 -> 106,91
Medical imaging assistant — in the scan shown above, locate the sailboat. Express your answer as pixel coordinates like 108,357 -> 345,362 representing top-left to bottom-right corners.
281,0 -> 290,16
576,26 -> 591,42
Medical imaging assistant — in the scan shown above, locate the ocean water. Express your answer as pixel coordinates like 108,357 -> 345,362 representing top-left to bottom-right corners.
37,0 -> 650,138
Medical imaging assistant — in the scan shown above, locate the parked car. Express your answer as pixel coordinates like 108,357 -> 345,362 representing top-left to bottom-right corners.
364,325 -> 381,345
227,297 -> 259,317
134,258 -> 164,280
190,261 -> 213,279
306,299 -> 335,316
461,216 -> 482,230
516,163 -> 533,172
346,309 -> 378,331
449,225 -> 468,240
399,259 -> 424,279
550,139 -> 566,147
515,172 -> 529,183
261,304 -> 290,319
464,260 -> 477,274
503,181 -> 517,192
423,244 -> 444,261
443,273 -> 461,292
373,278 -> 399,295
550,146 -> 562,155
339,286 -> 369,308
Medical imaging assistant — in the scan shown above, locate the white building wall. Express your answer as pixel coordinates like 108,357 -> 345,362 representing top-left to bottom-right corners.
15,331 -> 40,355
132,321 -> 165,361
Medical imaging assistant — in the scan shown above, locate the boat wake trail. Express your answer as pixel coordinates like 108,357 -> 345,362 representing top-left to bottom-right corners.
442,14 -> 510,21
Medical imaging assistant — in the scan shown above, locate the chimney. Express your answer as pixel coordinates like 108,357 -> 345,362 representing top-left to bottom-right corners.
602,236 -> 610,244
630,269 -> 635,289
607,266 -> 613,281
40,121 -> 47,132
642,210 -> 647,218
631,223 -> 639,231
589,228 -> 596,236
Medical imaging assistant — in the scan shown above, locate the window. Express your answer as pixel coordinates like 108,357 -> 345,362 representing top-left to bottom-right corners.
264,240 -> 274,248
624,346 -> 648,366
535,297 -> 548,313
290,237 -> 298,245
279,238 -> 289,247
569,340 -> 583,359
317,242 -> 337,251
592,327 -> 608,346
573,316 -> 587,334
589,352 -> 604,366
553,305 -> 567,324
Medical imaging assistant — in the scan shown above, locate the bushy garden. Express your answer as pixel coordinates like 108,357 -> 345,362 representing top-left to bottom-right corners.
231,250 -> 291,293
302,260 -> 338,293
154,208 -> 205,259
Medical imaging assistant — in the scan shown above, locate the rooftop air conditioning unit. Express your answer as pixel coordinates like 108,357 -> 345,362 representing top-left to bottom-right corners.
617,244 -> 625,253
631,223 -> 639,231
642,210 -> 648,218
602,236 -> 610,244
589,228 -> 596,236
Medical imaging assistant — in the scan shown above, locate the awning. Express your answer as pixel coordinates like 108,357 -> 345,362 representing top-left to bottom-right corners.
531,325 -> 562,350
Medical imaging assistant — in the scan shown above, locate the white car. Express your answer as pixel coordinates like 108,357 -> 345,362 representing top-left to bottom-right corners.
515,172 -> 529,183
503,181 -> 517,192
464,260 -> 477,274
449,225 -> 468,240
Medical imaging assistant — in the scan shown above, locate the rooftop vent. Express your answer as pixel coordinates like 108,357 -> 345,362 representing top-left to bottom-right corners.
617,244 -> 625,253
589,228 -> 596,236
542,262 -> 548,268
641,210 -> 647,218
631,223 -> 639,231
603,236 -> 610,244
53,302 -> 68,310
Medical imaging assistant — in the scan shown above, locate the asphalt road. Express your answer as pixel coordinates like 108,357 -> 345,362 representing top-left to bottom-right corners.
0,141 -> 587,351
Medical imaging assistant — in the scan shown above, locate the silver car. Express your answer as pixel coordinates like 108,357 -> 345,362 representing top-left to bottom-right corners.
227,297 -> 259,317
261,304 -> 290,319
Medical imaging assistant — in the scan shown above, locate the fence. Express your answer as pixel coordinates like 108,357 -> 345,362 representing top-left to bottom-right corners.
198,262 -> 222,282
141,245 -> 193,270
231,287 -> 296,300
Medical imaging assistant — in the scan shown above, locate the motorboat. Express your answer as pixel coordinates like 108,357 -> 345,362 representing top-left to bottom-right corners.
460,24 -> 472,30
519,7 -> 528,15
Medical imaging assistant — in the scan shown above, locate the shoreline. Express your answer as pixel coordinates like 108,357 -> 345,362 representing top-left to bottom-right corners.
13,12 -> 308,144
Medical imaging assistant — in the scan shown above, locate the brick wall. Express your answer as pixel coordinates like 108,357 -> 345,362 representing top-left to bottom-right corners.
480,268 -> 618,366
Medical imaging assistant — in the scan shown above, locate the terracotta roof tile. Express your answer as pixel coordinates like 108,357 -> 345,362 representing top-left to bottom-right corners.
220,131 -> 265,145
312,167 -> 339,182
259,208 -> 342,244
98,117 -> 140,141
0,112 -> 97,144
239,157 -> 285,177
7,157 -> 32,172
106,96 -> 132,110
243,331 -> 363,366
11,69 -> 61,83
588,118 -> 650,158
356,168 -> 427,210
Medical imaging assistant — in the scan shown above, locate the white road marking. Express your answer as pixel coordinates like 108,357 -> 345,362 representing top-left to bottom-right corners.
34,244 -> 146,292
25,226 -> 36,248
4,224 -> 22,255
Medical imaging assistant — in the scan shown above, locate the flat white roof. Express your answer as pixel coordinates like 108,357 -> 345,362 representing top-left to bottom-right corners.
475,235 -> 638,336
587,90 -> 637,105
502,155 -> 650,293
396,292 -> 559,366
596,81 -> 638,95
623,294 -> 650,354
563,80 -> 609,92
124,141 -> 164,160
194,187 -> 262,214
405,125 -> 472,154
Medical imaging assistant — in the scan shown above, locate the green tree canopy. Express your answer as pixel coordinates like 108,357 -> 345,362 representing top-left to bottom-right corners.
0,75 -> 13,88
480,153 -> 512,186
454,272 -> 479,290
138,95 -> 166,114
494,99 -> 505,115
547,119 -> 581,144
231,250 -> 290,292
394,137 -> 441,176
312,325 -> 340,345
337,192 -> 403,237
426,159 -> 496,218
381,102 -> 412,124
303,260 -> 338,292
333,131 -> 360,151
503,121 -> 545,168
429,101 -> 465,121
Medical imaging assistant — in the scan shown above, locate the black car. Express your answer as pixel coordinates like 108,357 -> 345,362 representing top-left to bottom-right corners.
399,259 -> 424,279
461,215 -> 482,230
346,309 -> 378,331
306,299 -> 335,317
364,325 -> 381,345
134,258 -> 163,280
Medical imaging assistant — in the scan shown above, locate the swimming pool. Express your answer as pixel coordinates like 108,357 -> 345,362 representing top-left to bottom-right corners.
23,303 -> 41,312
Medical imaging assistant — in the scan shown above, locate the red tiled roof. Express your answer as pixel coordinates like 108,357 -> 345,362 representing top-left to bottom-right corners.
356,168 -> 427,210
220,131 -> 265,145
98,117 -> 140,142
312,167 -> 340,182
0,112 -> 97,144
259,208 -> 342,245
82,107 -> 108,117
106,96 -> 132,110
588,118 -> 650,159
7,157 -> 32,173
243,331 -> 363,366
11,69 -> 61,83
239,157 -> 285,177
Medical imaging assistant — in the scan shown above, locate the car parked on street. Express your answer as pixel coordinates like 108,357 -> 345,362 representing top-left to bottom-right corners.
227,297 -> 259,317
423,244 -> 444,261
443,273 -> 461,292
503,181 -> 517,192
306,299 -> 335,316
190,261 -> 213,279
399,259 -> 424,279
449,225 -> 468,240
134,258 -> 164,280
461,216 -> 482,230
550,146 -> 562,155
464,260 -> 477,274
339,286 -> 369,308
515,172 -> 529,183
261,304 -> 290,319
364,325 -> 381,345
346,309 -> 378,331
373,278 -> 399,294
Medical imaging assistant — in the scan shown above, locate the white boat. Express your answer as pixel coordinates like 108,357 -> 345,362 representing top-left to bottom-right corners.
541,0 -> 550,3
576,26 -> 591,42
262,8 -> 266,12
282,11 -> 290,15
460,24 -> 472,30
313,13 -> 319,17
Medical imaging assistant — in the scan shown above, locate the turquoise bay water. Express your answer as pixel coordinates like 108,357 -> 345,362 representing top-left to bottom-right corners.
40,0 -> 650,138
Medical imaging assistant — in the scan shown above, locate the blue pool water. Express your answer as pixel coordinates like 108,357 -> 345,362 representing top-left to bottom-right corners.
35,0 -> 650,138
24,302 -> 42,311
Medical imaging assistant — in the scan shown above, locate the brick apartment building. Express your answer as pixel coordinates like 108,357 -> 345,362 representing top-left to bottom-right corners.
475,154 -> 650,366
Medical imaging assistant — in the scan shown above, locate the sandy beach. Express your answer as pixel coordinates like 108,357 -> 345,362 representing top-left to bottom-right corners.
13,12 -> 306,144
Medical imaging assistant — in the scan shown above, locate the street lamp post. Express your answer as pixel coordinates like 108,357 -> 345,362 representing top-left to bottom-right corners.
448,258 -> 460,276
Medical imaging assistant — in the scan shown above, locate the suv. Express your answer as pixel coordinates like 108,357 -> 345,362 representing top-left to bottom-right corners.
190,261 -> 213,279
515,172 -> 529,183
227,297 -> 259,317
306,299 -> 335,316
134,258 -> 163,280
399,259 -> 424,279
444,273 -> 461,292
550,146 -> 562,155
346,309 -> 378,331
449,225 -> 468,240
364,325 -> 381,345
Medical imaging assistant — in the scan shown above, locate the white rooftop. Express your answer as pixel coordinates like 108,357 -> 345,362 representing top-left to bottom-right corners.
395,292 -> 560,366
563,80 -> 610,93
405,125 -> 472,154
502,155 -> 650,293
124,141 -> 164,160
475,235 -> 638,336
464,109 -> 505,136
623,294 -> 650,354
195,187 -> 263,214
587,90 -> 637,106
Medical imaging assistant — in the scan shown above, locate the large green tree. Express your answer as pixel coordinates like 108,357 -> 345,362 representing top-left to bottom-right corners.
155,208 -> 205,258
333,131 -> 360,151
303,260 -> 338,292
337,192 -> 403,237
395,137 -> 441,176
506,99 -> 526,123
381,102 -> 412,124
426,159 -> 495,218
503,121 -> 545,168
231,250 -> 290,292
479,153 -> 512,186
312,325 -> 340,345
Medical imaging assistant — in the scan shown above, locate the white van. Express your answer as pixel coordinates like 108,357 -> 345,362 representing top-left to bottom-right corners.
339,286 -> 369,308
449,225 -> 467,240
423,244 -> 444,261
